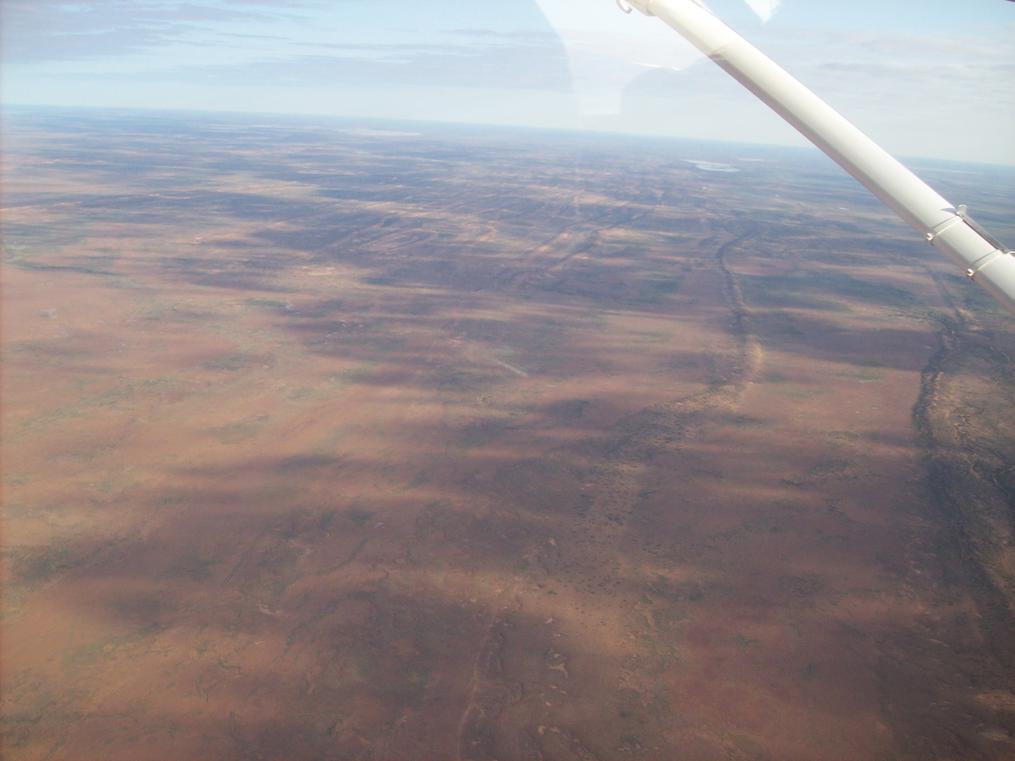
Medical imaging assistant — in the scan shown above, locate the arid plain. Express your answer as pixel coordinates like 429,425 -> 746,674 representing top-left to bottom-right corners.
3,109 -> 1015,760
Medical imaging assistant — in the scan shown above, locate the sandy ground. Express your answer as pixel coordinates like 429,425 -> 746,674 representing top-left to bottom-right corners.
3,111 -> 1015,760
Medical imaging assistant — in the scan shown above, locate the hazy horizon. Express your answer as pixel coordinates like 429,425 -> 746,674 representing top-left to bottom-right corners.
3,0 -> 1013,166
7,102 -> 1015,172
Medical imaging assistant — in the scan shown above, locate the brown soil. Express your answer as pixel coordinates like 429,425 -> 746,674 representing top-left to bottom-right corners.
3,112 -> 1014,760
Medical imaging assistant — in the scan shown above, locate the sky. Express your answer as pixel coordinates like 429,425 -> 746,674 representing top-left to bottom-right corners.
2,0 -> 1014,164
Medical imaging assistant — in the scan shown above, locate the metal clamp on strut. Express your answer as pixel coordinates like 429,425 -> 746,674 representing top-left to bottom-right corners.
953,205 -> 1014,279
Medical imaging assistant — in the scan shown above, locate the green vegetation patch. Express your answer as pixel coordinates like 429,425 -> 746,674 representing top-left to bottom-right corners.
246,297 -> 291,310
13,259 -> 117,277
208,414 -> 270,443
734,633 -> 760,649
200,352 -> 273,372
345,507 -> 374,527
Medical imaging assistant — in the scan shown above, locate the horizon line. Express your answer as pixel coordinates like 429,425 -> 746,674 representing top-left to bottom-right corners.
4,101 -> 1015,171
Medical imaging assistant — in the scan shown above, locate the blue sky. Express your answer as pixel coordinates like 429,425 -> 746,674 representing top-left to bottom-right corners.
3,0 -> 1013,164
